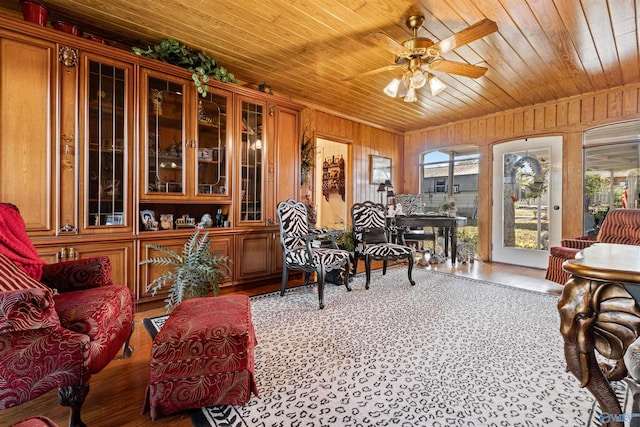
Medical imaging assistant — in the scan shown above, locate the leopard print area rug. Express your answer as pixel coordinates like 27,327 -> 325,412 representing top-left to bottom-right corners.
180,269 -> 599,426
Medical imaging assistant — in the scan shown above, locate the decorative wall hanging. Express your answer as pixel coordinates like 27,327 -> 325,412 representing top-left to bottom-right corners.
322,155 -> 345,201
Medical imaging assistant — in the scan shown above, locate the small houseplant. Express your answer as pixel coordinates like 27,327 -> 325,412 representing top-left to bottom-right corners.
132,39 -> 237,97
139,230 -> 231,312
300,126 -> 314,185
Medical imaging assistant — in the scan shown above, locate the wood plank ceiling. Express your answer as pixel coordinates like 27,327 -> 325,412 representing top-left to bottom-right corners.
0,0 -> 638,133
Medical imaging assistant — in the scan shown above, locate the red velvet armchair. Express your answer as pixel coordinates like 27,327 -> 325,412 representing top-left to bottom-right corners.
545,208 -> 640,284
0,203 -> 135,427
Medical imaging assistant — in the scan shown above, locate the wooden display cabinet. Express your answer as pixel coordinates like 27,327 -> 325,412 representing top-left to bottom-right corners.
0,31 -> 56,235
235,231 -> 282,281
139,70 -> 188,200
268,105 -> 300,224
236,96 -> 266,226
194,88 -> 232,199
139,69 -> 233,204
79,54 -> 135,234
0,13 -> 302,302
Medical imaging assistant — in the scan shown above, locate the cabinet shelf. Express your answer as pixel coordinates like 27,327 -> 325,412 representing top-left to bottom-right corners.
198,120 -> 219,128
89,99 -> 125,113
90,146 -> 124,153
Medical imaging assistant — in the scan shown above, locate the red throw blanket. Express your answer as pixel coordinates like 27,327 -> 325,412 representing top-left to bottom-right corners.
0,203 -> 45,280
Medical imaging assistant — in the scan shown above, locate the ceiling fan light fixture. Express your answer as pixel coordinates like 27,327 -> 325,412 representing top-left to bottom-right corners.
428,73 -> 447,96
410,69 -> 427,89
383,78 -> 408,98
383,78 -> 400,97
404,87 -> 417,102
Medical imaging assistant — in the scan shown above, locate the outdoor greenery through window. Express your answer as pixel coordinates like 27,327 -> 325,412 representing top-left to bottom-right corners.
421,148 -> 479,246
583,121 -> 640,234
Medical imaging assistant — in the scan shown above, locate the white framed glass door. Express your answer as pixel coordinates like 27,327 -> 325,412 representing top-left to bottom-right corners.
492,136 -> 563,268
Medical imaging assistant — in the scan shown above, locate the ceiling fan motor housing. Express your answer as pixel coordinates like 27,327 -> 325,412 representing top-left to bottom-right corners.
402,37 -> 434,55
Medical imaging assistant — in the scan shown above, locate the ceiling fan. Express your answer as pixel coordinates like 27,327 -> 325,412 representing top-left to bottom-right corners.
343,13 -> 498,102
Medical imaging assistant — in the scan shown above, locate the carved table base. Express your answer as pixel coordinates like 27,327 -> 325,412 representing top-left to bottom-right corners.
558,276 -> 640,427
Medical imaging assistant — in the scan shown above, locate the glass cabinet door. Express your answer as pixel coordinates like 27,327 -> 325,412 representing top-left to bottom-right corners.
86,60 -> 127,227
145,75 -> 185,195
197,89 -> 230,196
239,99 -> 264,222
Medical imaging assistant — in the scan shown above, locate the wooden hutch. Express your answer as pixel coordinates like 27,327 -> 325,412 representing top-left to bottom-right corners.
0,13 -> 302,307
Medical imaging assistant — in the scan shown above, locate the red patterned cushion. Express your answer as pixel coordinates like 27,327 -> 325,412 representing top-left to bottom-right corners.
10,416 -> 59,427
0,288 -> 59,334
0,326 -> 89,409
0,252 -> 51,293
41,256 -> 112,293
54,284 -> 135,373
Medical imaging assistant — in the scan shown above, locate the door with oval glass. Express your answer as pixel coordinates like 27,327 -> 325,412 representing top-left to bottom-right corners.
492,136 -> 563,268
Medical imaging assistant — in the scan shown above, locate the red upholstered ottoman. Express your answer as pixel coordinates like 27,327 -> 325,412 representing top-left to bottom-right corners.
10,417 -> 58,427
143,295 -> 258,420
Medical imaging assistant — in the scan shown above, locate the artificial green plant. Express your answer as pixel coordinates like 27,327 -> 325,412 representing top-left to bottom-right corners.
139,229 -> 231,312
132,39 -> 237,97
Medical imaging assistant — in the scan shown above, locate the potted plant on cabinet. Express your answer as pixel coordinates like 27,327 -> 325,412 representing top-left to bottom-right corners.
132,39 -> 237,97
139,229 -> 231,312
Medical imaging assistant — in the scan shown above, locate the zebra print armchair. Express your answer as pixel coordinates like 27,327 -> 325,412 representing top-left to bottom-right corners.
276,199 -> 351,309
351,201 -> 415,289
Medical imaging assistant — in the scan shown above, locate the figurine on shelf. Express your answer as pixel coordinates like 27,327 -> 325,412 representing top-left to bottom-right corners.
200,213 -> 213,228
150,88 -> 163,115
175,214 -> 196,228
387,205 -> 397,218
168,140 -> 181,157
160,214 -> 174,230
102,179 -> 120,197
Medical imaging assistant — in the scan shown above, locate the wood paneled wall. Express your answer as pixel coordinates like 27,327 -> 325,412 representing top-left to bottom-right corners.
300,109 -> 404,224
403,83 -> 640,261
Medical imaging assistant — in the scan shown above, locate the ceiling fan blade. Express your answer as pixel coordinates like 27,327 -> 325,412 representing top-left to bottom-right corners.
366,32 -> 408,56
341,64 -> 403,81
428,59 -> 488,78
433,19 -> 498,55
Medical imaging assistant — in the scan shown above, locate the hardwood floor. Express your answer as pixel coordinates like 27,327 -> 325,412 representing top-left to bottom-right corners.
0,261 -> 562,427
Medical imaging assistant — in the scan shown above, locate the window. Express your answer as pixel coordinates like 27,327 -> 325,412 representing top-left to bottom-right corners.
419,146 -> 480,258
583,121 -> 640,234
420,147 -> 479,218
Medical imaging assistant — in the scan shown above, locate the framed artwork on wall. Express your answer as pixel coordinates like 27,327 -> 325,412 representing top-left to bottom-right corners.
370,155 -> 391,184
